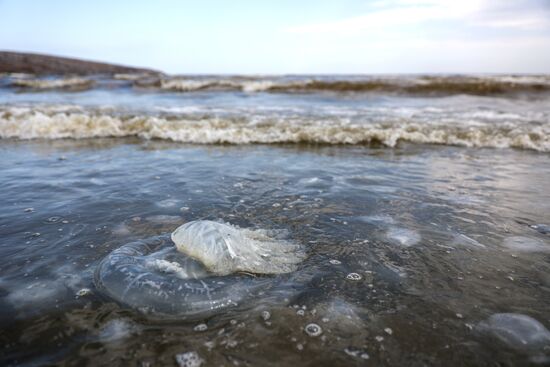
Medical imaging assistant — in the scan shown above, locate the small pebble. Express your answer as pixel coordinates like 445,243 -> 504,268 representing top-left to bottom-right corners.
384,327 -> 393,335
24,208 -> 34,213
261,311 -> 271,321
456,313 -> 463,319
296,309 -> 305,316
375,336 -> 384,342
329,259 -> 341,265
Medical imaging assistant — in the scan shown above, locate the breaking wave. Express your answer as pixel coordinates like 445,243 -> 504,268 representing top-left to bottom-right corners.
143,75 -> 550,95
3,74 -> 550,96
9,77 -> 94,90
0,106 -> 548,152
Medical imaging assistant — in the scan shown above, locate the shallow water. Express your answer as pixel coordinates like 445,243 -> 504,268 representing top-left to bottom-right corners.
1,75 -> 550,366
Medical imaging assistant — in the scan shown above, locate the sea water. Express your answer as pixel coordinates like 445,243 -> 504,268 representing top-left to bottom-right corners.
0,74 -> 549,365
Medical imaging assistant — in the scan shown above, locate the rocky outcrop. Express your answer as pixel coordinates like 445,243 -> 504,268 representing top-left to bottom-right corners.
0,51 -> 160,75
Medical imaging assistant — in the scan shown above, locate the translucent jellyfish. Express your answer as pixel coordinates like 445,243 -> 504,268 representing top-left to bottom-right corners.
171,220 -> 305,275
95,221 -> 308,319
477,313 -> 550,350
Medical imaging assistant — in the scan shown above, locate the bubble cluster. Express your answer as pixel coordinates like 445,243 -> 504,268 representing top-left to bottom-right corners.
344,347 -> 370,360
175,351 -> 204,367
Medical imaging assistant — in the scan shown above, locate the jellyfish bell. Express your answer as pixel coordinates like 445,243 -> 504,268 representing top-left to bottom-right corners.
171,220 -> 305,275
95,220 -> 307,319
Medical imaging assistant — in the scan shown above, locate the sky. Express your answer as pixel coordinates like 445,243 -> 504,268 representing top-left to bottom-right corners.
1,0 -> 549,74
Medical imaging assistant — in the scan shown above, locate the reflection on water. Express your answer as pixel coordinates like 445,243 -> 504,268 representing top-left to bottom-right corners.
0,139 -> 549,366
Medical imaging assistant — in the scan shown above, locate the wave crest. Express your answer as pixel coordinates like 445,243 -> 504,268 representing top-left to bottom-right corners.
1,106 -> 548,151
10,77 -> 94,90
142,76 -> 550,95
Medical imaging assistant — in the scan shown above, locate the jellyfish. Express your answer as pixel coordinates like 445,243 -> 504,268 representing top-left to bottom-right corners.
477,313 -> 550,351
171,220 -> 305,275
95,220 -> 307,319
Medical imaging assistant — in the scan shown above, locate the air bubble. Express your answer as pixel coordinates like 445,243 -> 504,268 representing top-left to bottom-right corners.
193,323 -> 208,332
304,323 -> 322,337
346,273 -> 362,281
76,288 -> 91,297
344,347 -> 369,359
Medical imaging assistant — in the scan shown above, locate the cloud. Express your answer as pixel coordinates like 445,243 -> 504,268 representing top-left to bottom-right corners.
283,0 -> 550,34
276,0 -> 550,73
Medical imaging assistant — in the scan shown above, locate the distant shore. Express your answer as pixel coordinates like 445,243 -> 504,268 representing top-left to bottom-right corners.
0,51 -> 160,75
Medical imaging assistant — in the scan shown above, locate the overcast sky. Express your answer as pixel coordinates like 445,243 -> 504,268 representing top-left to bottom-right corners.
1,0 -> 549,74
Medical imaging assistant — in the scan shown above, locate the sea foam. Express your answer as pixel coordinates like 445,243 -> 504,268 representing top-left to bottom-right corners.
1,106 -> 549,151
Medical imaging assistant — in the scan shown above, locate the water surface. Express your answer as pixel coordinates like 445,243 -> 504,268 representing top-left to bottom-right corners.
1,74 -> 549,366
